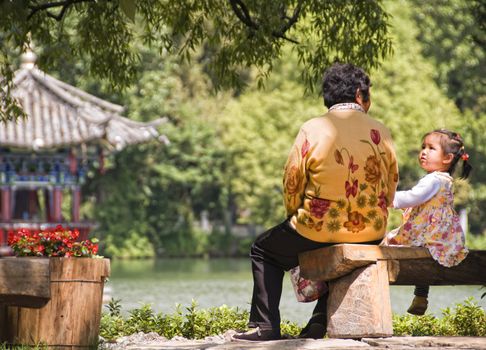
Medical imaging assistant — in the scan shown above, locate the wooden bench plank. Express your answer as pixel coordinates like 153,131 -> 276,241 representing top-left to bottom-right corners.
299,244 -> 432,281
391,250 -> 486,285
299,244 -> 486,285
0,257 -> 50,308
299,244 -> 378,281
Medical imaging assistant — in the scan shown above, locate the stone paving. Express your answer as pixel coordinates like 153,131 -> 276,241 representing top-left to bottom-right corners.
100,331 -> 486,350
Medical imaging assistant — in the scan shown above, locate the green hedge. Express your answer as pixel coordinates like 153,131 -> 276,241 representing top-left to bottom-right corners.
99,297 -> 486,341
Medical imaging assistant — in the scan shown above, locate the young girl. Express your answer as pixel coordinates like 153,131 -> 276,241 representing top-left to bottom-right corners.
383,129 -> 472,315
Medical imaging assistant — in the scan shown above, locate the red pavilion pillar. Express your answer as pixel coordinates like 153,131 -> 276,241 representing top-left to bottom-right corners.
72,186 -> 80,223
1,186 -> 11,222
52,186 -> 62,222
1,186 -> 11,245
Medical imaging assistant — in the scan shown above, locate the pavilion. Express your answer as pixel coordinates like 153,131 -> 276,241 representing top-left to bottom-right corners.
0,50 -> 166,245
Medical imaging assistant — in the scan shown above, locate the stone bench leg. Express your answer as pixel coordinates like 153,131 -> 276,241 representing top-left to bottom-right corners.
327,260 -> 393,338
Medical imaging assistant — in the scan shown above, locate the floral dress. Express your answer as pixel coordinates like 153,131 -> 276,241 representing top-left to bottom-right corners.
384,172 -> 468,267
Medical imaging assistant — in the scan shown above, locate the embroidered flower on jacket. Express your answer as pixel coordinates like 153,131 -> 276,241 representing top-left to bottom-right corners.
327,220 -> 341,232
348,156 -> 359,173
334,149 -> 344,165
328,207 -> 339,218
378,191 -> 388,213
356,195 -> 367,208
284,165 -> 302,195
373,218 -> 383,230
364,155 -> 381,184
343,211 -> 366,232
370,129 -> 381,145
310,198 -> 331,219
301,139 -> 310,158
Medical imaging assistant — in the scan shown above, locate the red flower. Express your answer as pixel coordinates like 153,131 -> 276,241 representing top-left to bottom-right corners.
310,198 -> 331,219
370,129 -> 381,145
345,180 -> 358,198
301,139 -> 310,158
348,156 -> 359,173
7,226 -> 98,258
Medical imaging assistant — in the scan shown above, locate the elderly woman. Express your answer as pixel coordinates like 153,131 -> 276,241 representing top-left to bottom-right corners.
233,63 -> 399,341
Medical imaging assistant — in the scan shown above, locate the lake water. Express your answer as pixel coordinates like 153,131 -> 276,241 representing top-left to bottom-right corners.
106,258 -> 485,326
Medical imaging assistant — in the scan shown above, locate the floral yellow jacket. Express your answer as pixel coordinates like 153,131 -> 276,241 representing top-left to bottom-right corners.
283,108 -> 399,243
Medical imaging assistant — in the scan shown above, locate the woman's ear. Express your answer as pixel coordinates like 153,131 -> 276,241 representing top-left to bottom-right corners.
355,88 -> 371,112
355,88 -> 362,103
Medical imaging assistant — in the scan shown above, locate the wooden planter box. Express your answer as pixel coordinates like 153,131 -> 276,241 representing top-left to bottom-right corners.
0,257 -> 110,349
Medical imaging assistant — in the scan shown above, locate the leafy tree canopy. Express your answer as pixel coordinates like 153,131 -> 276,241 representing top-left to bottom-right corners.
0,0 -> 393,122
410,0 -> 485,114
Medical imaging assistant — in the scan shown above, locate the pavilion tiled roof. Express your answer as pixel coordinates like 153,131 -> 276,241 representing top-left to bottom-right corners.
0,53 -> 166,151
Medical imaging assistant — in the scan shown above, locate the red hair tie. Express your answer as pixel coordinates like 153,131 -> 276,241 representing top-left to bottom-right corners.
461,153 -> 469,161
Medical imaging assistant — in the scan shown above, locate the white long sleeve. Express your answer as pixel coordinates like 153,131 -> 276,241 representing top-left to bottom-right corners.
393,172 -> 442,209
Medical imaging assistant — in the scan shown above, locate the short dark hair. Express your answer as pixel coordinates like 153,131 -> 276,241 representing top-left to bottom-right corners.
322,63 -> 371,108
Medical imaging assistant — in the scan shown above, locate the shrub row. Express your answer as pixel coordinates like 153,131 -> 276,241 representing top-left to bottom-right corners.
99,297 -> 486,341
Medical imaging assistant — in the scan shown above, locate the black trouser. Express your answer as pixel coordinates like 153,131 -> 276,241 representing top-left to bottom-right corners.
248,219 -> 380,333
414,285 -> 430,297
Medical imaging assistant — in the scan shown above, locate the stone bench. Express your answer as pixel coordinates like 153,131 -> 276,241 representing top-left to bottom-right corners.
298,244 -> 486,339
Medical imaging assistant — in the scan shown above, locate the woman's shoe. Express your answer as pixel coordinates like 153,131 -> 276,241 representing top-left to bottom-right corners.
298,323 -> 326,339
407,296 -> 428,316
232,327 -> 281,341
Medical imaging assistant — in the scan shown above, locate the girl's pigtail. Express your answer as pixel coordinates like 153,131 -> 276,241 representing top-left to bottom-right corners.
460,151 -> 472,179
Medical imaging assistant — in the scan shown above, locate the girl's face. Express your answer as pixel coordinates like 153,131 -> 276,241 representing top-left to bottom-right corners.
419,133 -> 453,173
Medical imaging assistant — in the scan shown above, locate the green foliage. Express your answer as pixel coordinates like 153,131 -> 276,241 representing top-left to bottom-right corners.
442,298 -> 486,336
217,73 -> 322,227
0,0 -> 393,122
372,0 -> 463,189
280,320 -> 302,338
82,0 -> 485,256
100,299 -> 126,341
409,0 -> 486,234
466,232 -> 486,250
410,0 -> 485,114
104,231 -> 155,259
100,299 -> 252,340
393,314 -> 450,336
101,298 -> 485,340
458,111 -> 486,234
393,298 -> 486,336
6,0 -> 483,256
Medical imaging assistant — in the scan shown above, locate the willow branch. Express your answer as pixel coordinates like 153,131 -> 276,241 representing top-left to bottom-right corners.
228,0 -> 258,30
228,0 -> 300,44
276,0 -> 303,37
28,0 -> 95,21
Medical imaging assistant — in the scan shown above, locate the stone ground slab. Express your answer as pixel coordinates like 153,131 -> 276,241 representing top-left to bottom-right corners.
362,336 -> 486,349
101,332 -> 486,350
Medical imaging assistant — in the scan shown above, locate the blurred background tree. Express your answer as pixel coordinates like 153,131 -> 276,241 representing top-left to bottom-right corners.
0,0 -> 392,121
1,0 -> 484,257
409,0 -> 486,234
